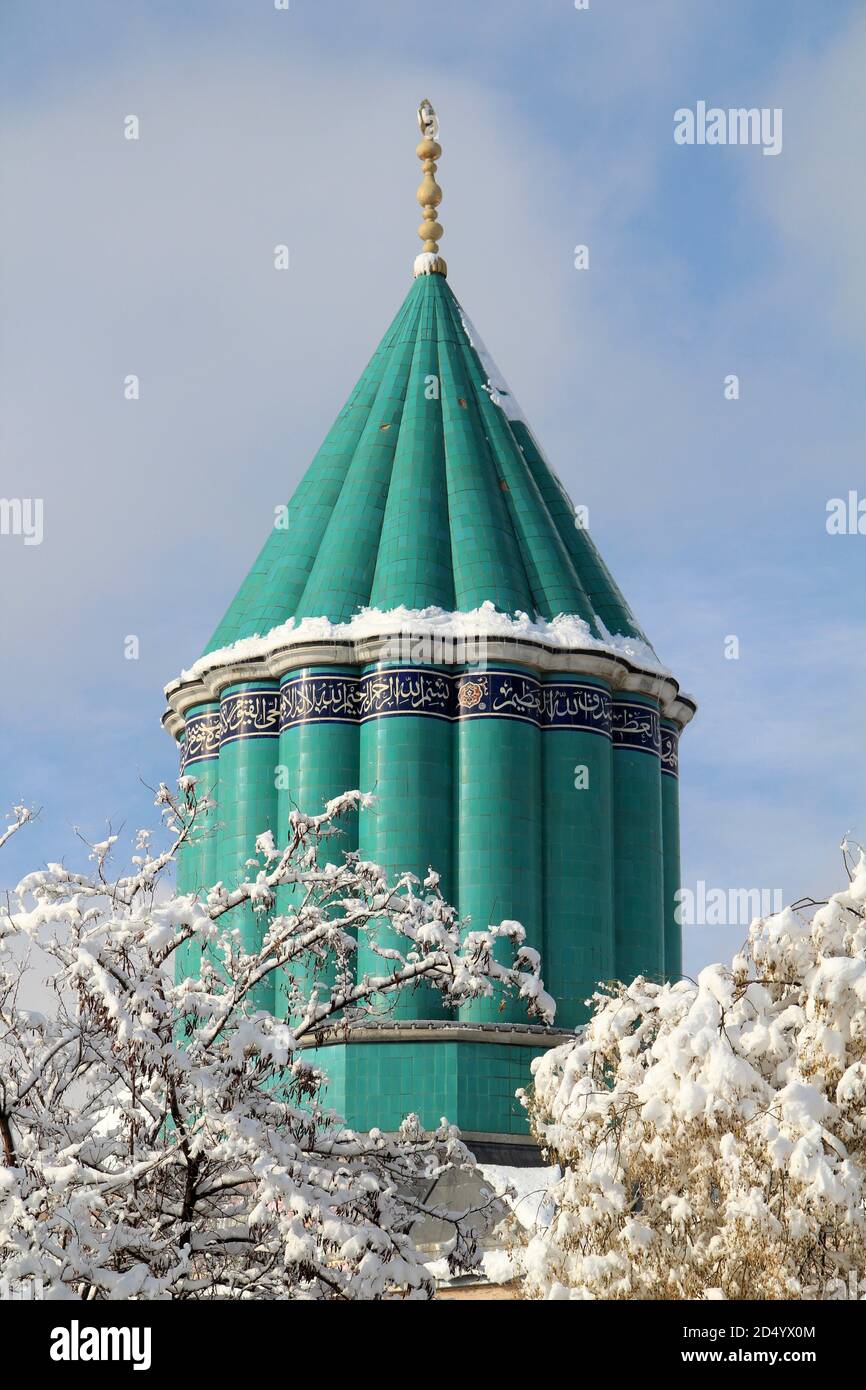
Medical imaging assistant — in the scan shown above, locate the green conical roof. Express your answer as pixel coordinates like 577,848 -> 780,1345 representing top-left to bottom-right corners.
203,272 -> 648,657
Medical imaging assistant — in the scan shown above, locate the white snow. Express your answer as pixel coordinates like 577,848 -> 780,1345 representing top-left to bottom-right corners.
517,849 -> 866,1300
175,601 -> 667,685
2,786 -> 553,1301
413,251 -> 443,277
457,307 -> 531,429
478,1163 -> 560,1230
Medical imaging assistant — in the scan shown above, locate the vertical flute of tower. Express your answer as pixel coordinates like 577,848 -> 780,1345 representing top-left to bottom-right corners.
542,675 -> 615,1028
216,681 -> 279,1013
509,419 -> 649,641
349,299 -> 455,1024
294,327 -> 419,625
435,326 -> 533,613
457,665 -> 543,1026
367,300 -> 452,611
612,694 -> 665,984
436,288 -> 600,625
175,700 -> 220,984
276,668 -> 359,1017
356,671 -> 452,1021
661,721 -> 683,980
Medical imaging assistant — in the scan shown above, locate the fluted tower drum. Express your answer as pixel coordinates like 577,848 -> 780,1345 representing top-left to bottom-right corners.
164,105 -> 695,1151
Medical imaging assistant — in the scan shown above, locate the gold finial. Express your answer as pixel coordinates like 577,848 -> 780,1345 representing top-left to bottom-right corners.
414,99 -> 447,277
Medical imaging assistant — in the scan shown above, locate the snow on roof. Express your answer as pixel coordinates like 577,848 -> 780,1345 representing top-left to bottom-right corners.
176,601 -> 668,685
458,307 -> 532,430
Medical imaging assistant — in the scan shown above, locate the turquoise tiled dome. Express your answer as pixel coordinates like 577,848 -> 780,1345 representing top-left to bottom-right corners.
203,272 -> 648,655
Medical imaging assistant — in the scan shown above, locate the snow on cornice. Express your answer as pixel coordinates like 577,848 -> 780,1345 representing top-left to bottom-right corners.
177,602 -> 668,685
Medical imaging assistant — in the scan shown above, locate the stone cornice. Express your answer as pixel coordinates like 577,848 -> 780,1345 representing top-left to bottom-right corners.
294,1019 -> 578,1050
162,634 -> 698,739
459,1130 -> 538,1147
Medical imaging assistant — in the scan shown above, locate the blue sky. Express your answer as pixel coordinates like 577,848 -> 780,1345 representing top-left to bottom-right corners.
2,0 -> 864,975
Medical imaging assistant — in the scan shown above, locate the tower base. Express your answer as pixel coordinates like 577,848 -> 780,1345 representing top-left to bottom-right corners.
303,1020 -> 575,1141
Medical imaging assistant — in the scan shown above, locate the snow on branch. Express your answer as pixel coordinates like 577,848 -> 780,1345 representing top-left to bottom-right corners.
0,781 -> 552,1300
516,853 -> 866,1301
0,804 -> 34,852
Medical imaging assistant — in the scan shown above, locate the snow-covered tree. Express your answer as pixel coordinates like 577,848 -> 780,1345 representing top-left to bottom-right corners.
0,786 -> 552,1300
519,850 -> 866,1300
